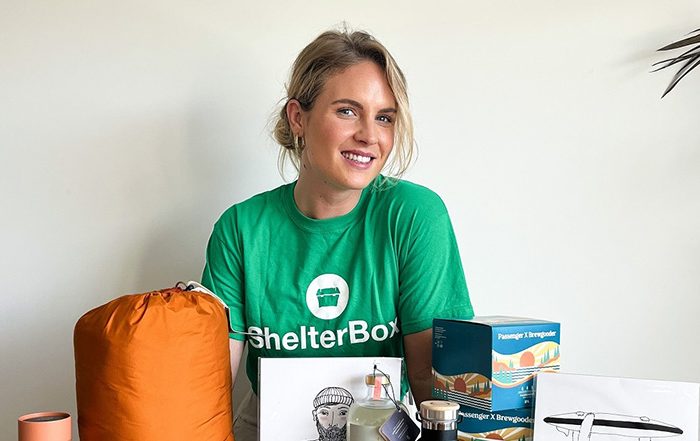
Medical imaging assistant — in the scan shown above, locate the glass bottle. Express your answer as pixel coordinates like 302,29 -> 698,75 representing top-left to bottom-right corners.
347,373 -> 396,441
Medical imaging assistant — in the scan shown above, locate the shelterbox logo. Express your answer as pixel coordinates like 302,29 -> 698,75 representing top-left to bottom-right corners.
305,274 -> 349,320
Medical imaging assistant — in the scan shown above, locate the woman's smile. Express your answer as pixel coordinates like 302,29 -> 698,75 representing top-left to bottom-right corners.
340,150 -> 376,168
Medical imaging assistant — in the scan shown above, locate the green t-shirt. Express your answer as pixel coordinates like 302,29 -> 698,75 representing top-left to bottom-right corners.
201,176 -> 473,396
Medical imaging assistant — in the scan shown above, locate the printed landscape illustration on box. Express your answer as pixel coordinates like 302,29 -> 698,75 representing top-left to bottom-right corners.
434,341 -> 560,410
432,317 -> 561,412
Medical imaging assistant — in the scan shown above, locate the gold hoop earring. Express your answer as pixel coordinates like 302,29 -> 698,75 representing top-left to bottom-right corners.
294,135 -> 305,152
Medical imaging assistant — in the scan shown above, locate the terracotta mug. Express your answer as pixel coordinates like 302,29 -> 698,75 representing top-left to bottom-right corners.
18,412 -> 71,441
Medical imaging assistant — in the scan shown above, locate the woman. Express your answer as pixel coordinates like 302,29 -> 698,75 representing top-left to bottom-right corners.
202,28 -> 473,439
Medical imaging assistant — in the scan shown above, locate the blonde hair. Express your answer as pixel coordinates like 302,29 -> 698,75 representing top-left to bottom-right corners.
273,28 -> 415,181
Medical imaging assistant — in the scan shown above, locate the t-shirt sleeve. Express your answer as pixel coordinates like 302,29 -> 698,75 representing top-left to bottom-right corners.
201,215 -> 247,341
397,192 -> 474,335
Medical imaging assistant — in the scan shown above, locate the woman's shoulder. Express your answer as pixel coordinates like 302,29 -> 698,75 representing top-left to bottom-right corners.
214,183 -> 291,228
371,176 -> 448,214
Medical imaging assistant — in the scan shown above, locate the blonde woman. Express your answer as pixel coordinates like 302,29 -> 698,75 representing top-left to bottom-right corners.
202,28 -> 473,440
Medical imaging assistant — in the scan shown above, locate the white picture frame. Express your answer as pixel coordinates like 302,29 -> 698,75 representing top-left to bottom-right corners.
533,372 -> 699,441
258,356 -> 403,441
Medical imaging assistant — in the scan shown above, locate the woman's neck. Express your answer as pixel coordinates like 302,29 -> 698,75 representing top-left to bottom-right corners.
293,177 -> 363,220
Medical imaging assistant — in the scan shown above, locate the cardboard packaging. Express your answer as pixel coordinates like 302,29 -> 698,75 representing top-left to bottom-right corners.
432,316 -> 560,412
457,405 -> 534,441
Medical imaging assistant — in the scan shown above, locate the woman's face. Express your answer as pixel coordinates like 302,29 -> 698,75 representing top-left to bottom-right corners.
294,60 -> 396,194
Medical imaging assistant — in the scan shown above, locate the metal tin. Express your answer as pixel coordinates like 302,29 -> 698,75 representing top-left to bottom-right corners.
418,400 -> 460,431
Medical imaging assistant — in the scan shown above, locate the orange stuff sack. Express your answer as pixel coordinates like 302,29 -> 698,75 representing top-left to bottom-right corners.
74,284 -> 234,441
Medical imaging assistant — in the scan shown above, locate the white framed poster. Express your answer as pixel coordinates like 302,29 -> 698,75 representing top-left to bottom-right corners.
533,372 -> 699,441
258,356 -> 403,441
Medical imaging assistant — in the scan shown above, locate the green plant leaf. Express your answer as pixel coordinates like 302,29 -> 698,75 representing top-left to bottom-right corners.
652,46 -> 700,71
658,30 -> 700,51
654,29 -> 700,97
661,55 -> 700,98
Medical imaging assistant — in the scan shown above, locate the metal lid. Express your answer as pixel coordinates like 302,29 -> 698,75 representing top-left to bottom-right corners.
365,373 -> 391,385
419,400 -> 460,422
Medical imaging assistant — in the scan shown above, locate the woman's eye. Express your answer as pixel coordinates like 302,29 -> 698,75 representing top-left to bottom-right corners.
377,114 -> 394,124
337,108 -> 356,117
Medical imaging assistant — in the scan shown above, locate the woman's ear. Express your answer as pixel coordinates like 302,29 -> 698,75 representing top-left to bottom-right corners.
286,99 -> 304,137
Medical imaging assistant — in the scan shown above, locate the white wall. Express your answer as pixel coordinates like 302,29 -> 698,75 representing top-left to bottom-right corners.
2,1 -> 699,439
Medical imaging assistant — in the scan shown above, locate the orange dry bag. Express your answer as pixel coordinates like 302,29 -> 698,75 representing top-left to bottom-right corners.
74,282 -> 234,441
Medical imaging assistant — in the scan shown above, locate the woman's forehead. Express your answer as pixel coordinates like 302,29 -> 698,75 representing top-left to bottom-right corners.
317,61 -> 395,107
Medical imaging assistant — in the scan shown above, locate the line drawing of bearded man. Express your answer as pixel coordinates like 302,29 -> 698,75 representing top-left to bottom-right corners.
310,386 -> 354,441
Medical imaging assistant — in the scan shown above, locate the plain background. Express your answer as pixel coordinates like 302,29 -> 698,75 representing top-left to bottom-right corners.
2,1 -> 699,439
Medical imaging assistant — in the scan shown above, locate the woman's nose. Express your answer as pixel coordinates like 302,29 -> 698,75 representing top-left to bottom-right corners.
354,117 -> 378,145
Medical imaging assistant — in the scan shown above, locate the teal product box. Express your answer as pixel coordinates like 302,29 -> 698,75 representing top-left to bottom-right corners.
457,405 -> 534,441
432,316 -> 560,412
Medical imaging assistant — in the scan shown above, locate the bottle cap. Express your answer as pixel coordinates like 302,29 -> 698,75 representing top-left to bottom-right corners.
365,373 -> 391,385
419,400 -> 460,422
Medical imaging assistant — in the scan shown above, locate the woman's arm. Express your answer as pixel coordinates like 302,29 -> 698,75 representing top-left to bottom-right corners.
394,187 -> 473,405
403,328 -> 433,405
229,338 -> 245,383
